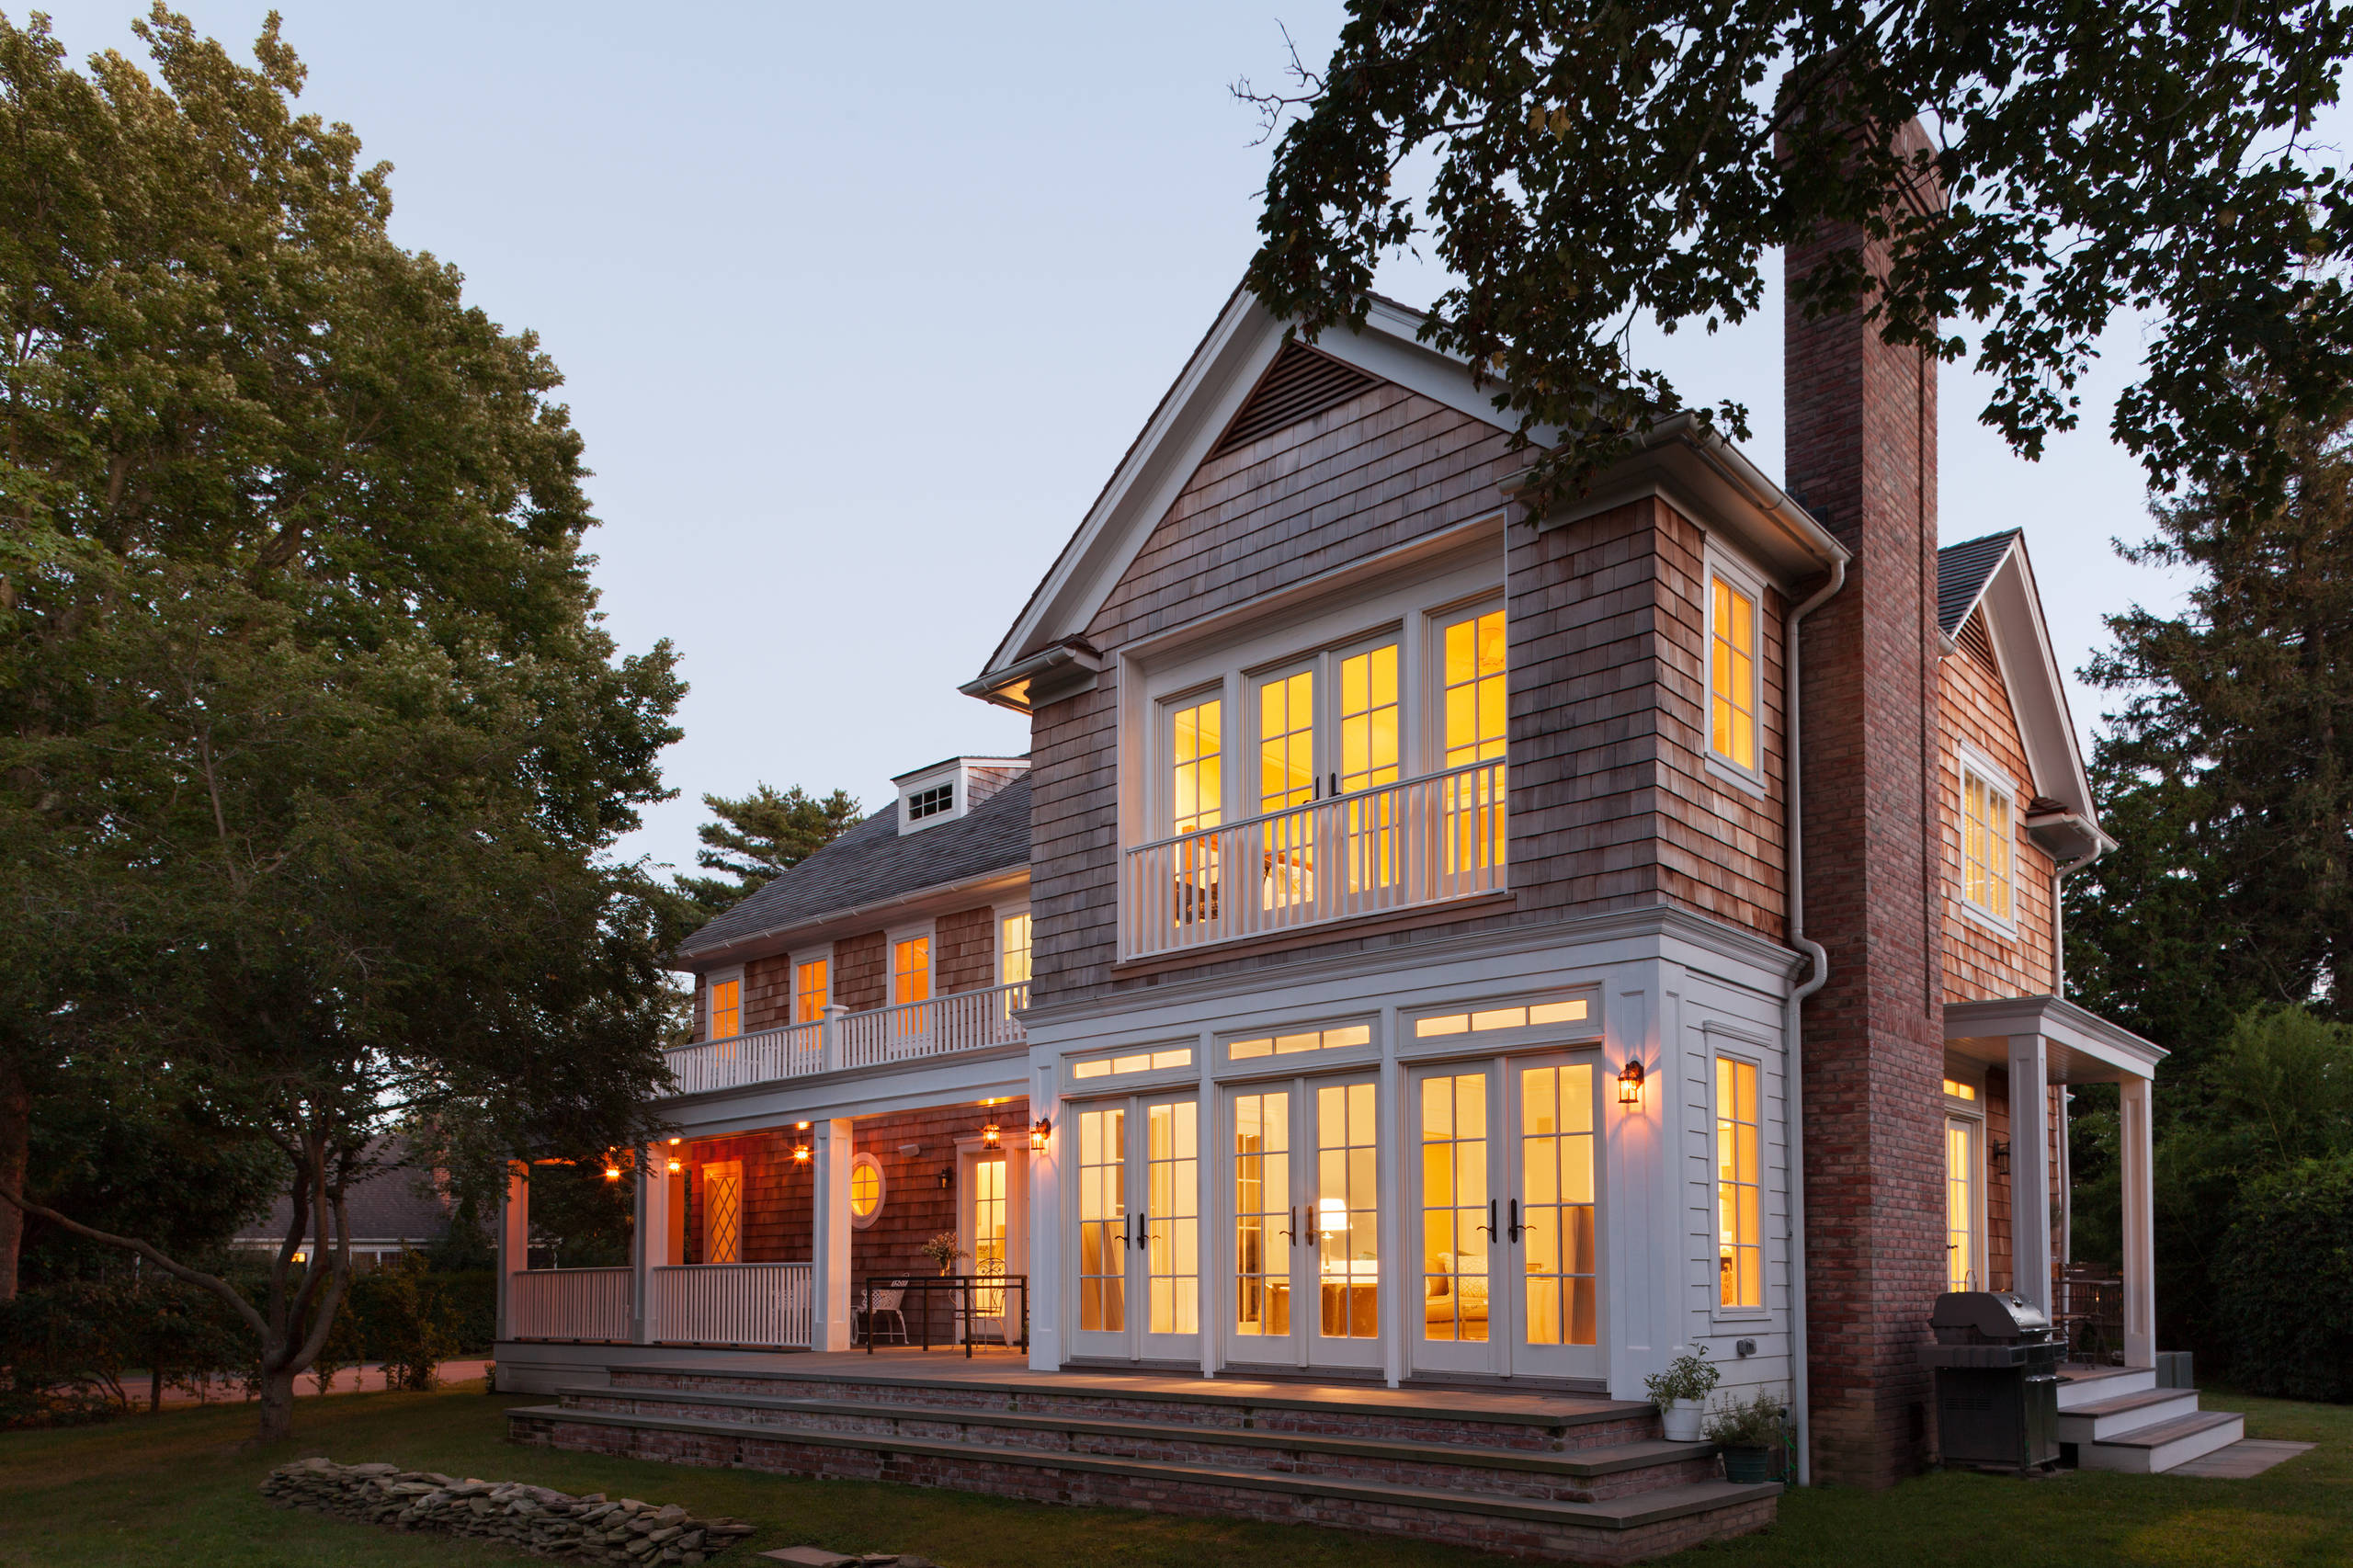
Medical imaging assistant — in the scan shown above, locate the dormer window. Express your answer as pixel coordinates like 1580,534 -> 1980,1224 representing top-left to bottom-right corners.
894,756 -> 1028,835
908,782 -> 954,821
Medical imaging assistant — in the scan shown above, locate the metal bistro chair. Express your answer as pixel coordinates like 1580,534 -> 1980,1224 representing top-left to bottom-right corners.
862,1279 -> 910,1346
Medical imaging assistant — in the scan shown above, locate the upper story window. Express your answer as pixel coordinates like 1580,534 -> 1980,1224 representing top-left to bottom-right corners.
794,958 -> 829,1024
907,782 -> 954,820
1709,572 -> 1761,777
1257,666 -> 1319,812
1169,696 -> 1223,834
707,975 -> 742,1040
1440,607 -> 1506,765
892,935 -> 931,1006
999,911 -> 1032,986
1338,642 -> 1402,792
1961,758 -> 2016,925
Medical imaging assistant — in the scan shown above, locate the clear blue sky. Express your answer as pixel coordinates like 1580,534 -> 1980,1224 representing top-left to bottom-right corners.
34,3 -> 2211,877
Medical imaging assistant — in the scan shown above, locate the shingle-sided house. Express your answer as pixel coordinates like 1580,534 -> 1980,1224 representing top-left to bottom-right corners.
493,194 -> 2240,1559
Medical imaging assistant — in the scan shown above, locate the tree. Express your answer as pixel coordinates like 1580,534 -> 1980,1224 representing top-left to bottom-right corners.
0,10 -> 683,1440
672,783 -> 862,925
1236,4 -> 2353,516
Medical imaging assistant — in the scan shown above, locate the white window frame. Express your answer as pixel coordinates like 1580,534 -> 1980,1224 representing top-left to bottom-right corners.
996,904 -> 1033,988
1943,1109 -> 1986,1293
790,949 -> 833,1024
1709,1044 -> 1770,1320
885,921 -> 936,1010
847,1151 -> 886,1231
1425,590 -> 1508,773
1956,746 -> 2020,934
1701,542 -> 1769,798
1158,679 -> 1234,837
703,964 -> 746,1041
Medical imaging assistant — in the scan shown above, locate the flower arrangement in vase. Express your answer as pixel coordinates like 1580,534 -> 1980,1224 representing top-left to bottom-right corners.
920,1231 -> 965,1276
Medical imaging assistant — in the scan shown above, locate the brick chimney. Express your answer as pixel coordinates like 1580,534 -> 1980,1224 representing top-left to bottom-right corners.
1785,118 -> 1947,1487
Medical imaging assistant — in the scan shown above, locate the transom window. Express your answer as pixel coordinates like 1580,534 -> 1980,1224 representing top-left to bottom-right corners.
707,977 -> 741,1040
1072,1047 -> 1193,1080
1413,996 -> 1588,1039
1709,574 -> 1760,774
794,959 -> 828,1024
1961,763 -> 2016,923
1228,1023 -> 1372,1060
907,782 -> 955,820
1716,1056 -> 1762,1309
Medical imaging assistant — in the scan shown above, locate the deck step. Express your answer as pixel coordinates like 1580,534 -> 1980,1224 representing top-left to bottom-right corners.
2079,1410 -> 2245,1474
551,1383 -> 1716,1501
2054,1388 -> 2203,1443
2055,1367 -> 2156,1410
508,1402 -> 1778,1560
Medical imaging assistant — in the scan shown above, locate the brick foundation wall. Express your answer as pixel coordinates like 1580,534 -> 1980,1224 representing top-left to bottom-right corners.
1785,119 -> 1949,1488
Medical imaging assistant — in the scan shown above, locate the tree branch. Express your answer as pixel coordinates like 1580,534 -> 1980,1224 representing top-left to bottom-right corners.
0,1184 -> 267,1341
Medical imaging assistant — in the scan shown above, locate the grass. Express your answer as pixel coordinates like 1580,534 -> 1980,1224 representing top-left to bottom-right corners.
0,1382 -> 2341,1568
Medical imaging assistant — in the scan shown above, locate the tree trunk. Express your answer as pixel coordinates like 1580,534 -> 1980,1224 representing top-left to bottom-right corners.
150,1365 -> 164,1415
0,1056 -> 28,1302
256,1362 -> 298,1445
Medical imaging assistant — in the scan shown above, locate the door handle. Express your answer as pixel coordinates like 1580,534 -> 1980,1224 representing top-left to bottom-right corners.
1280,1206 -> 1297,1245
1508,1199 -> 1522,1243
1476,1199 -> 1496,1241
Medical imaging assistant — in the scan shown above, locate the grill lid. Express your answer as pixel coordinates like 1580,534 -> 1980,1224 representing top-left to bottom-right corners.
1929,1290 -> 2052,1345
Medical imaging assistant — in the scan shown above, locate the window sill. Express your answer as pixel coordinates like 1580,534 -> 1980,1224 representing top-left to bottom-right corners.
1704,753 -> 1769,801
1955,899 -> 2019,941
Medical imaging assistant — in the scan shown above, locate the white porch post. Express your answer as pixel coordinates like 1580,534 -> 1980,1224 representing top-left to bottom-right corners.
496,1162 -> 529,1344
632,1145 -> 671,1346
2120,1074 -> 2156,1369
823,1004 -> 847,1074
811,1118 -> 854,1351
2006,1034 -> 2052,1314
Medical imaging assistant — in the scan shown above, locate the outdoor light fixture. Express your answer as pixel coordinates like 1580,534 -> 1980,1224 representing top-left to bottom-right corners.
1989,1140 -> 2012,1175
1316,1196 -> 1347,1235
666,1157 -> 683,1175
793,1142 -> 812,1165
1030,1117 -> 1051,1151
938,1166 -> 955,1191
668,1136 -> 681,1145
1617,1058 -> 1646,1107
981,1122 -> 1002,1150
796,1120 -> 811,1131
603,1165 -> 622,1182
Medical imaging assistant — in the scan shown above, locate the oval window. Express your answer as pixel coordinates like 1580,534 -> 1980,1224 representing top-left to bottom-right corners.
849,1152 -> 885,1229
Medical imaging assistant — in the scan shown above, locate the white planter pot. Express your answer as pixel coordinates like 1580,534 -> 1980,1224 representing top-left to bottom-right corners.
1660,1399 -> 1707,1442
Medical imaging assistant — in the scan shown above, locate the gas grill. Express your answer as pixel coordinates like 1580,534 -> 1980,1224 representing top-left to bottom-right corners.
1917,1290 -> 2061,1472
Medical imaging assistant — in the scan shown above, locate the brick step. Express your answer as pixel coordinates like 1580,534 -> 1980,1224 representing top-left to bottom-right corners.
508,1403 -> 1779,1564
2078,1410 -> 2245,1475
2053,1388 -> 2202,1444
599,1363 -> 1655,1453
553,1384 -> 1717,1504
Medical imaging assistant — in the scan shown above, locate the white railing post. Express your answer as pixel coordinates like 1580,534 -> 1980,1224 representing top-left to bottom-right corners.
632,1144 -> 668,1345
497,1161 -> 529,1347
823,1004 -> 847,1074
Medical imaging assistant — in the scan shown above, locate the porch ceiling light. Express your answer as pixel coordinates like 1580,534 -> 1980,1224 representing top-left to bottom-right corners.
1617,1058 -> 1646,1107
1316,1196 -> 1347,1234
1030,1117 -> 1051,1152
981,1122 -> 1002,1150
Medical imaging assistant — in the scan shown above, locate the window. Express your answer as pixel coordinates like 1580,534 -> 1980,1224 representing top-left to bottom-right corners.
1716,1056 -> 1763,1310
848,1152 -> 884,1229
1337,642 -> 1401,793
701,1159 -> 743,1264
1071,1047 -> 1192,1080
1228,1023 -> 1371,1060
972,1155 -> 1007,1312
1947,1117 -> 1981,1291
794,959 -> 829,1024
1942,1077 -> 1978,1103
707,976 -> 741,1040
892,936 -> 930,1006
1440,606 -> 1507,766
1961,763 -> 2016,923
1257,668 -> 1317,813
1233,1089 -> 1290,1337
907,782 -> 954,820
1709,574 -> 1760,774
1412,997 -> 1588,1039
999,912 -> 1032,987
1169,696 -> 1223,833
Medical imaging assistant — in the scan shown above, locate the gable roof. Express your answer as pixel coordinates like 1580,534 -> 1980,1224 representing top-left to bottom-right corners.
1938,528 -> 2020,636
675,773 -> 1031,964
236,1137 -> 453,1245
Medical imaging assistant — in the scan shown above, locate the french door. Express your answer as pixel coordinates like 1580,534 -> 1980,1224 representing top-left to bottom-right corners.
1224,1073 -> 1384,1371
1068,1094 -> 1200,1361
1409,1054 -> 1603,1380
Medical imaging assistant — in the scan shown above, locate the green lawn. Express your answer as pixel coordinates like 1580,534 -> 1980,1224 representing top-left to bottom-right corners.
0,1383 -> 2342,1568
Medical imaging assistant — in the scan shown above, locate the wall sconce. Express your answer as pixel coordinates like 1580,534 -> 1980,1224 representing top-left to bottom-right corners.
792,1142 -> 812,1165
1316,1196 -> 1347,1234
981,1122 -> 1002,1150
938,1166 -> 955,1191
666,1156 -> 683,1175
1617,1058 -> 1646,1107
603,1164 -> 622,1182
1989,1140 -> 2011,1176
1030,1117 -> 1051,1152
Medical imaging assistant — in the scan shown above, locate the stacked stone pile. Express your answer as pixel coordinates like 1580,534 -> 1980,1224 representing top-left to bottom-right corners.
259,1459 -> 758,1562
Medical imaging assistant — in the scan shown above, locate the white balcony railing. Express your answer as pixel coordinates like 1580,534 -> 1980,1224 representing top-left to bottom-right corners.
1122,759 -> 1506,959
664,981 -> 1029,1096
651,1262 -> 812,1348
507,1266 -> 631,1342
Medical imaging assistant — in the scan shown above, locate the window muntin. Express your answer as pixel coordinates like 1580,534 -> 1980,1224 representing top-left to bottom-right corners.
1233,1089 -> 1290,1337
1412,997 -> 1588,1039
1942,1077 -> 1978,1102
1316,1081 -> 1381,1339
1072,1047 -> 1193,1080
1169,697 -> 1223,834
1257,668 -> 1317,813
1336,642 -> 1401,793
707,978 -> 742,1040
1709,577 -> 1760,773
701,1159 -> 743,1264
972,1155 -> 1007,1312
848,1152 -> 885,1228
1420,1072 -> 1490,1344
1961,766 -> 2016,922
1439,607 -> 1507,766
999,912 -> 1032,986
1716,1056 -> 1763,1310
1228,1023 -> 1371,1060
794,960 -> 829,1024
1947,1118 -> 1980,1291
907,782 -> 955,820
892,937 -> 930,1006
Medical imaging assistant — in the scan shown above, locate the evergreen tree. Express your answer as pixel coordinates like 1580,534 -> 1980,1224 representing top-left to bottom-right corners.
673,784 -> 862,925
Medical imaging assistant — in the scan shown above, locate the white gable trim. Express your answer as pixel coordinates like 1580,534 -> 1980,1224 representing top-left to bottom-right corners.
1962,537 -> 2097,824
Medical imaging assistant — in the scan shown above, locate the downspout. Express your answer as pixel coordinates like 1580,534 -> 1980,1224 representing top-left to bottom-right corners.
1781,554 -> 1845,1488
2049,838 -> 2104,1272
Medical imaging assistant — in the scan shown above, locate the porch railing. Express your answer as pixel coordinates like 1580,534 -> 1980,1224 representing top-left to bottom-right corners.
664,981 -> 1028,1096
1121,758 -> 1507,959
650,1262 -> 812,1349
507,1266 -> 631,1342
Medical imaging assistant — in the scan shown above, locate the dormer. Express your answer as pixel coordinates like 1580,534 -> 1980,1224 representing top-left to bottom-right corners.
892,755 -> 1030,835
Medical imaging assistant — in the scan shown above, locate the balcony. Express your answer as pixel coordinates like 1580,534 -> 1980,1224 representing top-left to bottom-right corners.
664,981 -> 1029,1096
1122,759 -> 1506,960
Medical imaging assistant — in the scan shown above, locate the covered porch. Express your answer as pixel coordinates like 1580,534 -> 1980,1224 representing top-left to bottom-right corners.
1943,994 -> 2164,1369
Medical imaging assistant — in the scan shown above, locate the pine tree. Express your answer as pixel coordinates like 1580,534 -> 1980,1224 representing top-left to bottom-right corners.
673,784 -> 864,924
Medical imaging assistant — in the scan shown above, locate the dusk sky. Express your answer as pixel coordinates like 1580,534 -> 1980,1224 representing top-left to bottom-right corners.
32,3 -> 2218,881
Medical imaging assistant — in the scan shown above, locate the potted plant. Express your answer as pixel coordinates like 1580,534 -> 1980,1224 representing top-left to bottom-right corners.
1644,1347 -> 1720,1442
1703,1389 -> 1788,1483
920,1231 -> 966,1276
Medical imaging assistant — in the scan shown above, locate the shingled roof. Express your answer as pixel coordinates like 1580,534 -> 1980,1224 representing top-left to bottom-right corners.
675,773 -> 1032,962
236,1138 -> 453,1246
1938,529 -> 2020,637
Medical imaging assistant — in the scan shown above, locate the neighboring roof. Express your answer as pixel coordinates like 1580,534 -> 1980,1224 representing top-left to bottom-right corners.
1938,529 -> 2021,635
676,773 -> 1031,963
236,1138 -> 451,1245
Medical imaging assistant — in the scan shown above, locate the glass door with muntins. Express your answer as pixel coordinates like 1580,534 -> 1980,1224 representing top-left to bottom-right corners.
1311,1077 -> 1382,1368
1068,1094 -> 1201,1361
1509,1057 -> 1602,1379
1412,1064 -> 1499,1374
1228,1086 -> 1299,1367
1222,1074 -> 1381,1370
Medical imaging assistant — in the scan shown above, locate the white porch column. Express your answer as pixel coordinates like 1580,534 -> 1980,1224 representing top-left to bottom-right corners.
1028,1059 -> 1062,1371
2006,1034 -> 2052,1314
2120,1074 -> 2156,1369
496,1162 -> 529,1344
811,1118 -> 854,1351
632,1145 -> 671,1345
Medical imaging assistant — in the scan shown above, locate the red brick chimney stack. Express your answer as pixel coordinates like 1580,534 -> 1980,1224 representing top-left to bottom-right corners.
1784,117 -> 1948,1487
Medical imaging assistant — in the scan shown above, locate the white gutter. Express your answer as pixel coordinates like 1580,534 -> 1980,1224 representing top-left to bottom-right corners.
1781,553 -> 1846,1488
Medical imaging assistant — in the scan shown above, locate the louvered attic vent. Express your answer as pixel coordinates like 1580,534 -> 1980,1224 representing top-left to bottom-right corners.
1210,341 -> 1380,458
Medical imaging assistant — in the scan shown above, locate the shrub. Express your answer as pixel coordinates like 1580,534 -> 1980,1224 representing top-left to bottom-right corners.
1644,1347 -> 1719,1408
2218,1151 -> 2353,1402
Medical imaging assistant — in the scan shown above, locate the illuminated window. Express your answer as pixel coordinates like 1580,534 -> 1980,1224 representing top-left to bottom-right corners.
972,1156 -> 1006,1312
1710,576 -> 1760,773
1942,1077 -> 1978,1102
1413,997 -> 1588,1039
707,977 -> 741,1040
701,1160 -> 743,1264
1233,1089 -> 1290,1337
892,937 -> 930,1006
1228,1023 -> 1371,1060
1337,643 -> 1401,793
1071,1047 -> 1192,1080
794,959 -> 828,1024
999,912 -> 1032,987
1258,669 -> 1317,813
1439,607 -> 1506,766
1947,1118 -> 1981,1291
1170,697 -> 1223,834
1716,1056 -> 1762,1309
907,782 -> 954,820
848,1152 -> 884,1229
1962,765 -> 2015,923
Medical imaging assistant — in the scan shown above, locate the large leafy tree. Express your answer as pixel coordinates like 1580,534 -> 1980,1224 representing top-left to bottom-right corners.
672,783 -> 862,926
0,10 -> 683,1439
1237,3 -> 2353,514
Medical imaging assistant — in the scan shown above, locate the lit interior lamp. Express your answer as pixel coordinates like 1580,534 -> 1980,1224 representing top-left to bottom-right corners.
1029,1117 -> 1051,1152
1316,1196 -> 1347,1235
1617,1058 -> 1646,1107
981,1122 -> 1002,1150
